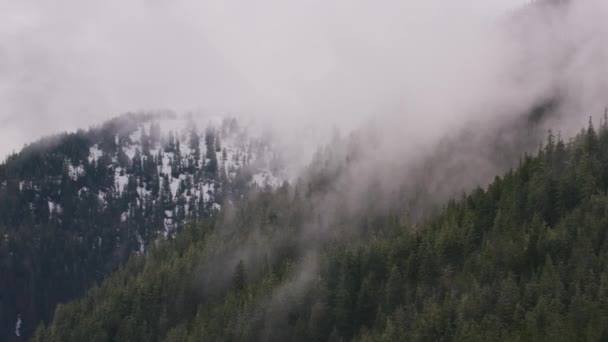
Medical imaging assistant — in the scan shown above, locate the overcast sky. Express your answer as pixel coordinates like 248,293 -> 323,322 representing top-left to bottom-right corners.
0,0 -> 536,158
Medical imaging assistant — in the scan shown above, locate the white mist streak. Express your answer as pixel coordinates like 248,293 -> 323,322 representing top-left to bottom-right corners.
0,0 -> 529,158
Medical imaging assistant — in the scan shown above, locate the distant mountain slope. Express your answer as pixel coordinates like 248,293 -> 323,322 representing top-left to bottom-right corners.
0,112 -> 284,341
34,117 -> 608,341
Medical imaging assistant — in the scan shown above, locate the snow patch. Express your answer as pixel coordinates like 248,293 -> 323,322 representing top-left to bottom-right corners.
202,183 -> 213,202
15,314 -> 21,337
97,191 -> 107,207
68,163 -> 85,180
170,175 -> 184,197
48,201 -> 62,214
137,234 -> 145,254
161,152 -> 173,175
78,187 -> 88,197
124,145 -> 138,160
130,126 -> 142,144
115,168 -> 129,193
252,171 -> 281,188
88,145 -> 103,163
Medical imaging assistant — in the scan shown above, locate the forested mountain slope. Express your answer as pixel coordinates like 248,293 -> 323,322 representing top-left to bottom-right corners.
34,116 -> 608,341
0,112 -> 283,341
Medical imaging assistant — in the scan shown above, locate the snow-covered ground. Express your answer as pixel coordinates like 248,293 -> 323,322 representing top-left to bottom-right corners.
50,113 -> 288,241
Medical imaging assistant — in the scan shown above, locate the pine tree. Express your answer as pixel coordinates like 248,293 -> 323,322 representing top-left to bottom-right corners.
233,260 -> 246,291
161,174 -> 173,212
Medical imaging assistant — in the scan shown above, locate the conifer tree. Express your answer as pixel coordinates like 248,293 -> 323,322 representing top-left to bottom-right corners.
233,260 -> 246,291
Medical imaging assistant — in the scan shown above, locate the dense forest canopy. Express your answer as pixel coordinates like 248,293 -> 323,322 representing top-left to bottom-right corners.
31,114 -> 608,341
0,113 -> 281,341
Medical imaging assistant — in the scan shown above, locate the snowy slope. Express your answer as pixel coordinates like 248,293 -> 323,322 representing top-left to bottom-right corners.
74,113 -> 286,240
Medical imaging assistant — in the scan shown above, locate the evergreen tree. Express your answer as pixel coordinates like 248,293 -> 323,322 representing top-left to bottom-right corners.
233,259 -> 247,291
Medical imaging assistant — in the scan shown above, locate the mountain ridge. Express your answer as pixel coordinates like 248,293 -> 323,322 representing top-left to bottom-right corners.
32,115 -> 608,341
0,112 -> 284,341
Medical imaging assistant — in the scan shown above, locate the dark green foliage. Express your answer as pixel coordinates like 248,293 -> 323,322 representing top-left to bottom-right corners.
0,113 -> 264,341
204,127 -> 218,179
233,260 -> 247,291
34,119 -> 608,341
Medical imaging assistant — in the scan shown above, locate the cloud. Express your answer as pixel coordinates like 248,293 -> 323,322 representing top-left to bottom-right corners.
0,0 -> 533,157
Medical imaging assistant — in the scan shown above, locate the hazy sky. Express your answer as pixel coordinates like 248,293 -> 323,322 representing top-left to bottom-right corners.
0,0 -> 533,158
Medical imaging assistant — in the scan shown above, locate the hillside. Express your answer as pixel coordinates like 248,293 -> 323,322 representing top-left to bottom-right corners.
0,112 -> 284,341
4,0 -> 608,341
32,116 -> 608,341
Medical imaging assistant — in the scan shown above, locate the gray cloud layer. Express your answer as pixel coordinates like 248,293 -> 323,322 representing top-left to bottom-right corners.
0,0 -> 532,157
1,0 -> 607,163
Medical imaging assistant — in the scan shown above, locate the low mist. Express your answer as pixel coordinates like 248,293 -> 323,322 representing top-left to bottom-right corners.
5,0 -> 604,158
2,0 -> 608,239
